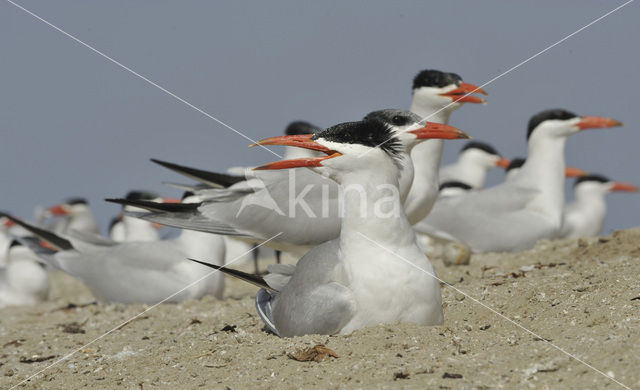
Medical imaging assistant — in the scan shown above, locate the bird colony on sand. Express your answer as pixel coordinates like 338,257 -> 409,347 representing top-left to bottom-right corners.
1,69 -> 636,338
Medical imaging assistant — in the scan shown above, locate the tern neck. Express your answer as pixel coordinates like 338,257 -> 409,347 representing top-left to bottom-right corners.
574,187 -> 608,212
338,166 -> 415,249
516,136 -> 567,224
122,216 -> 158,241
404,100 -> 451,223
454,154 -> 490,189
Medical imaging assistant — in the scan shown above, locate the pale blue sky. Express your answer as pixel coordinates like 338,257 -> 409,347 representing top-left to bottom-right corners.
1,1 -> 638,234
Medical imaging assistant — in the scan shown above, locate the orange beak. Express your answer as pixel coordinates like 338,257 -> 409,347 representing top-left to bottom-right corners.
47,204 -> 68,216
565,166 -> 588,178
576,116 -> 623,130
250,134 -> 333,153
3,219 -> 16,228
496,157 -> 510,169
439,82 -> 488,104
40,240 -> 56,250
611,181 -> 638,192
407,122 -> 470,140
162,197 -> 181,203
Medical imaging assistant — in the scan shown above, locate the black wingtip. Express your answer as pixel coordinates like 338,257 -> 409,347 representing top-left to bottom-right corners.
0,212 -> 73,251
188,258 -> 275,292
150,158 -> 245,188
105,198 -> 200,213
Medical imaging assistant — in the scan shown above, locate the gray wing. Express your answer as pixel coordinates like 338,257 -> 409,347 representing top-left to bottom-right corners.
268,240 -> 356,337
423,183 -> 553,252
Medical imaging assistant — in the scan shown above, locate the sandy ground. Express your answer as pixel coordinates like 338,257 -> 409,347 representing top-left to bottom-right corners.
1,229 -> 639,390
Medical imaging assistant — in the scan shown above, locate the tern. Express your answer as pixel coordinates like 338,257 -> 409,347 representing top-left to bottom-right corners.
1,193 -> 226,303
0,239 -> 49,308
111,110 -> 469,254
559,174 -> 638,239
40,198 -> 100,235
405,69 -> 488,224
190,115 -> 445,336
419,109 -> 622,253
109,191 -> 178,242
439,141 -> 509,189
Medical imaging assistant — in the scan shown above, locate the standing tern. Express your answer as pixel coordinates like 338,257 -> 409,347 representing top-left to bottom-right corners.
405,69 -> 488,224
0,240 -> 50,308
111,110 -> 470,253
190,116 -> 445,336
559,174 -> 638,239
419,109 -> 622,253
439,141 -> 510,189
1,193 -> 226,303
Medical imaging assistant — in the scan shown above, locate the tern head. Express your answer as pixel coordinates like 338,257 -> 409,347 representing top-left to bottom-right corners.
411,69 -> 487,113
527,109 -> 622,141
574,174 -> 638,196
252,110 -> 469,179
285,121 -> 322,136
46,197 -> 89,217
460,141 -> 510,170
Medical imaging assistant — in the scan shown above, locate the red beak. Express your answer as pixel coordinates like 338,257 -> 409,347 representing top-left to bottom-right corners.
439,82 -> 488,104
40,240 -> 56,250
496,157 -> 510,169
576,116 -> 623,130
407,122 -> 470,140
250,134 -> 333,154
255,153 -> 343,170
565,166 -> 588,178
3,219 -> 16,228
47,204 -> 68,216
610,181 -> 638,192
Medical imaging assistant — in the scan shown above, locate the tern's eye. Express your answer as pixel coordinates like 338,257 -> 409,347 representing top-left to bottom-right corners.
391,115 -> 409,126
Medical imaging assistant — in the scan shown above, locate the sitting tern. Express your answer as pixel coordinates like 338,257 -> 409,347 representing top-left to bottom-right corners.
558,174 -> 638,239
419,109 -> 622,253
0,240 -> 50,308
190,114 -> 447,336
1,193 -> 226,303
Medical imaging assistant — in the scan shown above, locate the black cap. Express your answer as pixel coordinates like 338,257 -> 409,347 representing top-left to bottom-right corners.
439,181 -> 473,191
506,158 -> 526,172
181,191 -> 195,201
574,174 -> 610,187
285,121 -> 322,136
527,109 -> 577,140
413,69 -> 462,90
460,141 -> 498,156
65,197 -> 88,205
125,190 -> 159,201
